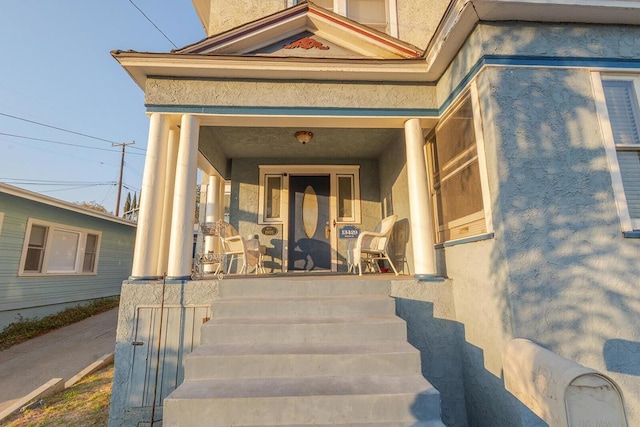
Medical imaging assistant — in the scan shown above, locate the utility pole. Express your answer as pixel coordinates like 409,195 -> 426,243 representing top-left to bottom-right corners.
112,141 -> 135,216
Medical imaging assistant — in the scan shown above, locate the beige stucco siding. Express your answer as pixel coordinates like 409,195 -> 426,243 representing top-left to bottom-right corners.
396,0 -> 451,50
207,0 -> 285,36
145,78 -> 437,110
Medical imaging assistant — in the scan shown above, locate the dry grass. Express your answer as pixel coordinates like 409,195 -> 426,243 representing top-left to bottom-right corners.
0,364 -> 113,427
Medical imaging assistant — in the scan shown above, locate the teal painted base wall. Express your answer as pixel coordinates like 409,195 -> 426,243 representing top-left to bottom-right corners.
0,192 -> 135,330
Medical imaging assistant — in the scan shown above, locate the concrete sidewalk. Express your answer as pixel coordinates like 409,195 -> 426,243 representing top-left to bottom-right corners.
0,307 -> 118,414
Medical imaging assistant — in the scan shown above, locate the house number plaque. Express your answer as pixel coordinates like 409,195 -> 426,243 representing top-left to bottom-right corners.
261,226 -> 279,236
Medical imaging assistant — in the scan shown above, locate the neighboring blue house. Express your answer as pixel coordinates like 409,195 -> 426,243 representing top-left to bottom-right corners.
0,183 -> 136,330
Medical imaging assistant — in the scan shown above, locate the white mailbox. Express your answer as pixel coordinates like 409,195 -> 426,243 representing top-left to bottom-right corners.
503,338 -> 627,427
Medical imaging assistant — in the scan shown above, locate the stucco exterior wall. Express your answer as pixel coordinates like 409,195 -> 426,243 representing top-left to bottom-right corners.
396,0 -> 451,50
109,280 -> 219,427
145,78 -> 437,110
429,22 -> 640,426
230,158 -> 381,272
479,65 -> 640,426
207,0 -> 285,35
378,132 -> 414,274
437,22 -> 640,109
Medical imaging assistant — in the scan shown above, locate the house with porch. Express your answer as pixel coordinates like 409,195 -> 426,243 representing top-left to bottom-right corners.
109,0 -> 640,426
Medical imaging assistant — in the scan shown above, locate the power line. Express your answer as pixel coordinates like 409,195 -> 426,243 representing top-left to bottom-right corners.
128,0 -> 178,48
0,111 -> 118,144
0,131 -> 145,155
1,178 -> 116,186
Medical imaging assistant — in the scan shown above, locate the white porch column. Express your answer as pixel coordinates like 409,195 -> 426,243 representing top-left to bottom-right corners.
204,174 -> 221,251
167,114 -> 200,279
217,178 -> 226,220
404,118 -> 437,276
156,127 -> 180,277
203,174 -> 222,273
131,113 -> 169,279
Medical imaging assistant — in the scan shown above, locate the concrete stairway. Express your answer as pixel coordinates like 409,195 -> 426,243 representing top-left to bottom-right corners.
163,277 -> 444,426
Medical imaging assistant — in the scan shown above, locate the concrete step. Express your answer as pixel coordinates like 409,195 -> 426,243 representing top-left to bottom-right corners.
219,277 -> 392,298
184,341 -> 422,379
163,374 -> 442,426
200,316 -> 407,345
213,295 -> 396,318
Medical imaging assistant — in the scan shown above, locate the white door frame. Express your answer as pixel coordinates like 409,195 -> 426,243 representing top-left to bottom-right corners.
258,164 -> 361,272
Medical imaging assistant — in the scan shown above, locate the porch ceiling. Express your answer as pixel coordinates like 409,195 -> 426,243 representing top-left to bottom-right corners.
199,126 -> 403,159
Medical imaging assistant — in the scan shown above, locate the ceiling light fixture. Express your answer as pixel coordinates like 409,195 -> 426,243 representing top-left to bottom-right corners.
294,130 -> 313,144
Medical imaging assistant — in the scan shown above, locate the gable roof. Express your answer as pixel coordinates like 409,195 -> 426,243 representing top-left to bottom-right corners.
175,2 -> 422,59
0,183 -> 136,227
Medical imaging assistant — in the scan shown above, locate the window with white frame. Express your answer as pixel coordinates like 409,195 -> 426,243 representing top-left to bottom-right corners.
19,219 -> 101,275
294,0 -> 397,36
263,174 -> 283,222
0,212 -> 4,235
595,74 -> 640,232
337,174 -> 356,222
258,165 -> 361,225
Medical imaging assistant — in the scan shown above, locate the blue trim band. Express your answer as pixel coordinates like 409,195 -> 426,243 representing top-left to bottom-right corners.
128,275 -> 162,281
434,232 -> 495,249
166,275 -> 192,281
623,231 -> 640,238
484,55 -> 640,69
145,104 -> 439,117
415,274 -> 447,282
145,55 -> 640,118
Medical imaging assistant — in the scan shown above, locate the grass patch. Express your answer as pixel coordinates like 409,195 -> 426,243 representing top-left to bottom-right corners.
0,297 -> 119,351
0,363 -> 113,427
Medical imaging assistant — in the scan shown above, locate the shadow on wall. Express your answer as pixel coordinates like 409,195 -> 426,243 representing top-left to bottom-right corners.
474,23 -> 640,426
604,339 -> 640,376
395,297 -> 468,427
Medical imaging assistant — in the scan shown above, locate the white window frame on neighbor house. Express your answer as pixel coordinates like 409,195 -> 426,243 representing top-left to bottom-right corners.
591,72 -> 640,232
18,218 -> 102,276
0,212 -> 4,236
291,0 -> 398,37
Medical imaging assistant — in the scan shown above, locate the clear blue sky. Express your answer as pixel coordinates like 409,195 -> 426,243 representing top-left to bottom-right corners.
0,1 -> 205,214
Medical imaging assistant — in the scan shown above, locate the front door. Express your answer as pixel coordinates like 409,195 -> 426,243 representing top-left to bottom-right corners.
288,175 -> 331,271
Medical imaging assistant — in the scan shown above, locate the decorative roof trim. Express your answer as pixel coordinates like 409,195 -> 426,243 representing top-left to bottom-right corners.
174,2 -> 421,59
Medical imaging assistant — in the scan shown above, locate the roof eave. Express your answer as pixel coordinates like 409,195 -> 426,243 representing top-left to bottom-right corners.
0,183 -> 137,227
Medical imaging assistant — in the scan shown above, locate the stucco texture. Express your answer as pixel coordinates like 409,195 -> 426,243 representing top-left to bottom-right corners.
378,131 -> 414,274
396,0 -> 451,50
438,23 -> 640,109
145,78 -> 437,110
208,0 -> 285,35
108,280 -> 218,427
440,65 -> 640,426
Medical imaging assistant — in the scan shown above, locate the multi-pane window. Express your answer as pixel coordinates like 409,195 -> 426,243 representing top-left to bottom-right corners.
428,93 -> 487,243
599,77 -> 640,231
20,220 -> 101,275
